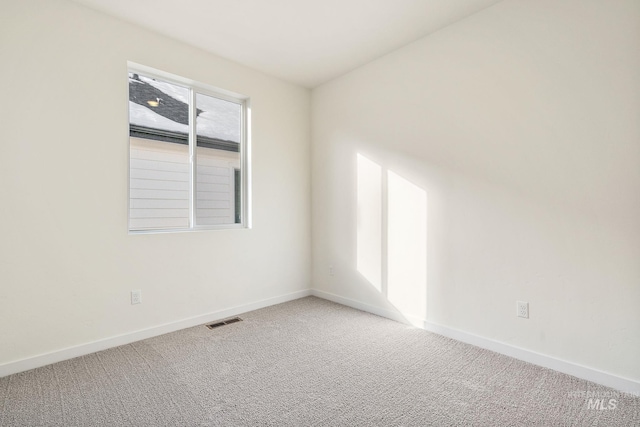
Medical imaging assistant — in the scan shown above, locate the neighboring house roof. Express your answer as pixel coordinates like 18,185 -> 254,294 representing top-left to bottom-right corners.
129,73 -> 240,152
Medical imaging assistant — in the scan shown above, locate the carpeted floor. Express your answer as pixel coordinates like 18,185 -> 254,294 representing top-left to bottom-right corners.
0,296 -> 638,426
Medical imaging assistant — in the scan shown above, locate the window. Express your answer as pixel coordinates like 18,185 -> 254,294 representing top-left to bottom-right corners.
128,64 -> 249,233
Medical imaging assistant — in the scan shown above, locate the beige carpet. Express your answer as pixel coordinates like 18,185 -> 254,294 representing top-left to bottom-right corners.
1,297 -> 638,426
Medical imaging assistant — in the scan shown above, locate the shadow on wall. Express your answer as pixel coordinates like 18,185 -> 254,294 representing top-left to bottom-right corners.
356,153 -> 427,326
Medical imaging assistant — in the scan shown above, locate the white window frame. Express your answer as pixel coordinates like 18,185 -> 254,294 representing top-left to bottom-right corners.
127,62 -> 251,234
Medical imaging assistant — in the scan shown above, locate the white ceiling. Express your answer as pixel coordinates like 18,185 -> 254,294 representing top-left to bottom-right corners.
71,0 -> 503,88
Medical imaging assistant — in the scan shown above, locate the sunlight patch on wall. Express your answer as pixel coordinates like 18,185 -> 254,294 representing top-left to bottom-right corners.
387,171 -> 427,321
356,154 -> 382,291
356,152 -> 428,322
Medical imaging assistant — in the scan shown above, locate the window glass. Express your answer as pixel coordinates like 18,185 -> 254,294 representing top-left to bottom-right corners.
128,68 -> 247,233
129,73 -> 190,231
195,93 -> 242,226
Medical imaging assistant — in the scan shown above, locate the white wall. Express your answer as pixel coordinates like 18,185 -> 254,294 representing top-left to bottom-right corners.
312,0 -> 640,381
0,0 -> 310,366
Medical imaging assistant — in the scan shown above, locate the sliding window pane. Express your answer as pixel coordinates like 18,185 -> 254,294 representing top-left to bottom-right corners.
129,73 -> 190,231
195,93 -> 242,226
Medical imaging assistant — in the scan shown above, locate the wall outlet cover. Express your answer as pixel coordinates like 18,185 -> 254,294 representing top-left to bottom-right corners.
131,290 -> 142,305
517,301 -> 529,318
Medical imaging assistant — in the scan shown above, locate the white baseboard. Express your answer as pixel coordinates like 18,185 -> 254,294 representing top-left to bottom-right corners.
311,289 -> 640,396
4,288 -> 638,396
0,289 -> 312,378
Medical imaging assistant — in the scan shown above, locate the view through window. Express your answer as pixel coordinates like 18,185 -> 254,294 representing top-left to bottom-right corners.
128,68 -> 248,232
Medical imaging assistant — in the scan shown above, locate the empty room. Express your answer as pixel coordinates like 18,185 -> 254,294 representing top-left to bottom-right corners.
1,0 -> 638,425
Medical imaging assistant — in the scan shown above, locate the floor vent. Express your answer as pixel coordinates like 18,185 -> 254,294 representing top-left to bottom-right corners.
206,317 -> 242,329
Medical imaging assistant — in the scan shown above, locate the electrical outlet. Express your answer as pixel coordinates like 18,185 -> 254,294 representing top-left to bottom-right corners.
131,290 -> 142,305
517,301 -> 529,318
